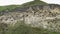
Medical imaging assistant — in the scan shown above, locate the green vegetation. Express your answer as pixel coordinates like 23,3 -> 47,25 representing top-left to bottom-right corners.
0,0 -> 47,11
1,21 -> 59,34
34,0 -> 40,1
21,0 -> 47,7
0,0 -> 60,34
0,5 -> 20,11
0,23 -> 8,34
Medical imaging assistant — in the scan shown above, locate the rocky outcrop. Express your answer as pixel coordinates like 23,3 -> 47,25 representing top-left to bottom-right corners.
0,4 -> 60,32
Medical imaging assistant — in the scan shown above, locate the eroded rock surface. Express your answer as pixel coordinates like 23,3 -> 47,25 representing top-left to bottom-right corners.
0,4 -> 60,32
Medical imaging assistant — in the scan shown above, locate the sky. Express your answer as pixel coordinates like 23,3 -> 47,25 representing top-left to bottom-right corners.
0,0 -> 60,6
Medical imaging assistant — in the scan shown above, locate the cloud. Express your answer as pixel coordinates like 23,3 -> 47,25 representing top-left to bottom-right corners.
0,0 -> 60,6
0,0 -> 33,6
42,0 -> 60,4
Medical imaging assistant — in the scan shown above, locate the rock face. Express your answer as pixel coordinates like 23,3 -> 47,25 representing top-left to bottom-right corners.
0,4 -> 60,32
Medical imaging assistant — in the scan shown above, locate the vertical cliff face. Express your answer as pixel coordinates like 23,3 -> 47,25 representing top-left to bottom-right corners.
0,4 -> 60,32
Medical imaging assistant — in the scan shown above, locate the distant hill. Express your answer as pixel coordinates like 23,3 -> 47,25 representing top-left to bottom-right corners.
21,0 -> 47,7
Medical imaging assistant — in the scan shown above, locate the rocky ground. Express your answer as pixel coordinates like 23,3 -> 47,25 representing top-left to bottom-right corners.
0,4 -> 60,32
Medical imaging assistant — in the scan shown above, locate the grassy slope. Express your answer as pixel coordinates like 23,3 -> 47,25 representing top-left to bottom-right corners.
0,5 -> 21,11
0,0 -> 47,11
5,21 -> 60,34
21,1 -> 47,7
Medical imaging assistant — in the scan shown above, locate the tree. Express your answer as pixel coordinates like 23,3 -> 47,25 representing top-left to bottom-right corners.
34,0 -> 40,1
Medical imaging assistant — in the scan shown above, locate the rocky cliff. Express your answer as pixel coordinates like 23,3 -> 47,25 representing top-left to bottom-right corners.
0,4 -> 60,32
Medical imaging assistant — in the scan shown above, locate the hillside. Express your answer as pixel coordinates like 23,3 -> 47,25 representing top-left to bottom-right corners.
21,0 -> 47,7
0,0 -> 47,11
0,0 -> 60,34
